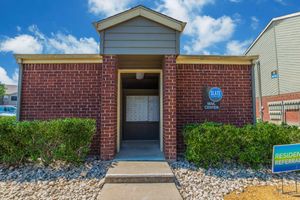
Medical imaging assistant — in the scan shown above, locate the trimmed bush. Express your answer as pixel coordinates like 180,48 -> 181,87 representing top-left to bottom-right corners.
238,123 -> 298,167
43,118 -> 96,163
0,117 -> 96,165
183,122 -> 300,168
0,116 -> 21,164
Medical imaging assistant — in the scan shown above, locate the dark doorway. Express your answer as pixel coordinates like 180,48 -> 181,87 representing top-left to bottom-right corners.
121,73 -> 160,141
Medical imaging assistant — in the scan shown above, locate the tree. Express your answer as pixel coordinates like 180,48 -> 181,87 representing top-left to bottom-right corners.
0,83 -> 6,98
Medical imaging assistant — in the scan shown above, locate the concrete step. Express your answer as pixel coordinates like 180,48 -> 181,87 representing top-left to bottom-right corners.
105,161 -> 175,183
99,183 -> 183,200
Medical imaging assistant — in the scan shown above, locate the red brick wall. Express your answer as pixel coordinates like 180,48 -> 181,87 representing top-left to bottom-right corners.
176,64 -> 253,155
20,60 -> 255,159
21,63 -> 102,155
100,55 -> 118,160
286,111 -> 300,125
256,92 -> 300,125
163,55 -> 177,160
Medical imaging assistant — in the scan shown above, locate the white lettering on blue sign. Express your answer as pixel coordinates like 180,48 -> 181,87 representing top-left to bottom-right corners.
272,143 -> 300,173
209,87 -> 223,103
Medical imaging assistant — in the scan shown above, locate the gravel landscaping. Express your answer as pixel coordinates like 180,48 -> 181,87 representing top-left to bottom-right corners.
1,159 -> 299,200
171,160 -> 300,200
0,158 -> 111,200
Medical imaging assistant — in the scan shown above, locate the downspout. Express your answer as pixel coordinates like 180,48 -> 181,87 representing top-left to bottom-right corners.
251,61 -> 257,124
257,61 -> 264,121
16,58 -> 23,121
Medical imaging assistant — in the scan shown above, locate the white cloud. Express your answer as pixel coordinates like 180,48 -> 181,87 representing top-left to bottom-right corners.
0,25 -> 99,87
88,0 -> 131,16
0,67 -> 18,85
229,0 -> 242,2
0,25 -> 99,54
0,35 -> 43,54
85,0 -> 237,54
30,25 -> 99,54
232,13 -> 242,24
48,33 -> 99,54
184,16 -> 235,54
226,39 -> 252,55
251,16 -> 259,30
157,0 -> 215,34
157,0 -> 236,54
157,0 -> 213,20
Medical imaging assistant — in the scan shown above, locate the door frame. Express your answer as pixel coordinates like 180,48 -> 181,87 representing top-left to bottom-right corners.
117,69 -> 163,152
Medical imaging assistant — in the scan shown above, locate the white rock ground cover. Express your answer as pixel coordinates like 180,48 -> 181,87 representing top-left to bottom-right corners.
1,159 -> 299,200
0,158 -> 111,200
171,160 -> 300,200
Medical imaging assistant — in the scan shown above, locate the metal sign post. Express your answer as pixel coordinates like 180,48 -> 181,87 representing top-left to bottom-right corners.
280,173 -> 299,195
273,144 -> 300,195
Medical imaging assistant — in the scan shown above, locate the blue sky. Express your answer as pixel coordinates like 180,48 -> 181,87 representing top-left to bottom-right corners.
0,0 -> 299,85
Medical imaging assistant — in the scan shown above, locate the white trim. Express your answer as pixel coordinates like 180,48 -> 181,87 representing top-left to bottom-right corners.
117,69 -> 163,153
245,12 -> 300,54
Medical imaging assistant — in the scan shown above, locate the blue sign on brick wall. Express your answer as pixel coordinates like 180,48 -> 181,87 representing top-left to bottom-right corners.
203,87 -> 223,110
209,87 -> 223,102
272,143 -> 300,173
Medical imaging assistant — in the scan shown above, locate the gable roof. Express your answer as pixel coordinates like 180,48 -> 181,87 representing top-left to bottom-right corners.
93,5 -> 186,32
245,11 -> 300,54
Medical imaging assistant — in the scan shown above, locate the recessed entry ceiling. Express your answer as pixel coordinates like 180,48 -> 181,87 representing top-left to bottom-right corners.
122,73 -> 159,89
118,55 -> 163,69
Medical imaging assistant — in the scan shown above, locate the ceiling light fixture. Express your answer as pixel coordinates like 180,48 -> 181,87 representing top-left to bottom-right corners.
136,73 -> 144,80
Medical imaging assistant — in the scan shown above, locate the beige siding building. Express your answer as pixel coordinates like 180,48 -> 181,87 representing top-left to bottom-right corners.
246,12 -> 300,125
2,85 -> 18,106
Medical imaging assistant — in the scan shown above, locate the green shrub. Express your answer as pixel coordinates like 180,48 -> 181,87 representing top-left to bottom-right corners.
43,118 -> 96,163
239,122 -> 300,167
183,122 -> 242,167
183,122 -> 300,168
0,118 -> 96,165
0,116 -> 20,164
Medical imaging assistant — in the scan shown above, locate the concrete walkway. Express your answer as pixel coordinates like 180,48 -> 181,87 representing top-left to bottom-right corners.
115,141 -> 165,161
99,161 -> 182,200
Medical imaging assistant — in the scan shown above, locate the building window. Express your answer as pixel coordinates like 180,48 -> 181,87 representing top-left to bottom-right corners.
11,96 -> 17,101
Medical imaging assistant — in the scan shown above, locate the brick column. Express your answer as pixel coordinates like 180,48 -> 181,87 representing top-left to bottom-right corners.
163,55 -> 177,160
100,55 -> 118,160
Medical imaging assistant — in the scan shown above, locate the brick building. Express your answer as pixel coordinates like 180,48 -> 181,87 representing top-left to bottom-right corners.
15,6 -> 257,160
246,12 -> 300,126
